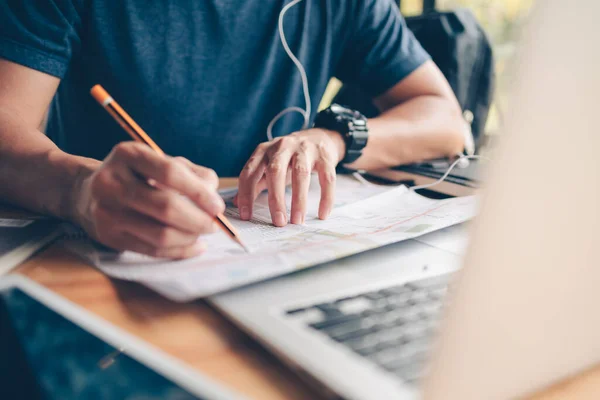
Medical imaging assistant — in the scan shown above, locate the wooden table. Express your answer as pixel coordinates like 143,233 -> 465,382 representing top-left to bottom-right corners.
4,178 -> 600,399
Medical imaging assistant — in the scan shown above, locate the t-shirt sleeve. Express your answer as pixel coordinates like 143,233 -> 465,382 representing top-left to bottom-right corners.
0,0 -> 83,78
336,0 -> 431,97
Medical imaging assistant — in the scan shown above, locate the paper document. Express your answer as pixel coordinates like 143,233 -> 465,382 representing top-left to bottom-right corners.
67,176 -> 478,301
0,219 -> 63,276
245,173 -> 391,223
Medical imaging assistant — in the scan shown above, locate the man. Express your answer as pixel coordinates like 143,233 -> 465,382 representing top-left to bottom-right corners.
0,0 -> 466,259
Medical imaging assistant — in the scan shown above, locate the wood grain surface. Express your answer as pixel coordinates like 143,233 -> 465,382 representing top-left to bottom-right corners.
4,176 -> 600,399
15,245 -> 318,400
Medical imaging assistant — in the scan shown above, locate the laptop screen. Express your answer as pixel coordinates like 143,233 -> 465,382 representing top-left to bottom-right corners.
0,287 -> 202,400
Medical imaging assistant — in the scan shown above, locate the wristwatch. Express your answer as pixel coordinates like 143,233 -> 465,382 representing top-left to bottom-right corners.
313,103 -> 369,165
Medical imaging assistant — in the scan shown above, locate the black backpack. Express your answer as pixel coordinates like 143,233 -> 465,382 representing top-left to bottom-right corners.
333,7 -> 495,150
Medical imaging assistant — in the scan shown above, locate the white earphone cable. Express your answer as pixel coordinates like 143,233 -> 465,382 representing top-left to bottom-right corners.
271,1 -> 487,195
409,155 -> 490,192
267,0 -> 311,141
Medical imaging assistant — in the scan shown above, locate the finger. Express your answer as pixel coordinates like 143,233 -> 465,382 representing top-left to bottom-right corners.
253,168 -> 292,203
108,142 -> 224,216
174,157 -> 219,189
232,176 -> 265,209
113,209 -> 208,249
253,176 -> 268,201
237,145 -> 268,221
105,232 -> 207,260
248,173 -> 287,203
290,151 -> 313,224
102,169 -> 218,235
266,150 -> 293,227
316,159 -> 336,220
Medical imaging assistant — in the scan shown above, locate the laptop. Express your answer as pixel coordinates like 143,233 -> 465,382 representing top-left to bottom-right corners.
211,1 -> 600,399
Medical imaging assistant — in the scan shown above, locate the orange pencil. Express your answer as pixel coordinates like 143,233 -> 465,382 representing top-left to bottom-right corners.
90,84 -> 249,253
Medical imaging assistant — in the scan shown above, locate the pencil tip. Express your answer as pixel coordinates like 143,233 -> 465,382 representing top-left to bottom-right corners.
236,239 -> 251,253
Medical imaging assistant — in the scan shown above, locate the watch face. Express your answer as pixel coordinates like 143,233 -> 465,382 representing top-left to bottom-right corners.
331,104 -> 356,119
330,104 -> 347,114
316,105 -> 368,166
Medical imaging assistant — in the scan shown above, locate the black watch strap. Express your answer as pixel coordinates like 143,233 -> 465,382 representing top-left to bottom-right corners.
343,117 -> 368,164
314,104 -> 369,165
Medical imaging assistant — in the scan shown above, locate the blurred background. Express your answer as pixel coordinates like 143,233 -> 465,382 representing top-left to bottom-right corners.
321,0 -> 534,143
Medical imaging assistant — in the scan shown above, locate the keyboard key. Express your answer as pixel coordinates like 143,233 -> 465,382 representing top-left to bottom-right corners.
408,290 -> 430,305
419,301 -> 443,318
400,305 -> 425,322
381,285 -> 412,296
343,335 -> 381,356
374,310 -> 405,327
373,327 -> 408,349
336,297 -> 371,315
401,321 -> 436,342
287,307 -> 324,325
370,342 -> 420,366
392,360 -> 429,384
346,326 -> 409,356
366,299 -> 396,315
315,303 -> 344,317
310,313 -> 361,331
428,287 -> 448,300
385,292 -> 412,307
375,339 -> 431,369
321,317 -> 378,342
407,274 -> 452,290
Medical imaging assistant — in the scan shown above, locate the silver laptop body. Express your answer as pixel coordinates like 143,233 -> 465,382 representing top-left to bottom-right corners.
212,1 -> 600,398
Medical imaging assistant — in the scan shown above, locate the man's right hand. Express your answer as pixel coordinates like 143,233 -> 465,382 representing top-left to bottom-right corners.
72,142 -> 224,259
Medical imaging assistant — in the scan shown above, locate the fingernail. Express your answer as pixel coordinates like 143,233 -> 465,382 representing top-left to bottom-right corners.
320,209 -> 331,220
292,211 -> 304,225
240,206 -> 250,220
273,211 -> 287,227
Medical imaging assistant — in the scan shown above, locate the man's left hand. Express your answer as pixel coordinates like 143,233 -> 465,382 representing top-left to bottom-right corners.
236,128 -> 345,227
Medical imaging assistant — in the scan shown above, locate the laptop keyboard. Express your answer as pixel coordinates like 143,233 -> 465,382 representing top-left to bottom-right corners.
284,273 -> 453,385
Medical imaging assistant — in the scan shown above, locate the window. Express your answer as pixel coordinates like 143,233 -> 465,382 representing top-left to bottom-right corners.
402,0 -> 534,136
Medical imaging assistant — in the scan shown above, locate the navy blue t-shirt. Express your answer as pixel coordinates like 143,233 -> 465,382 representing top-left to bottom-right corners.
0,0 -> 429,176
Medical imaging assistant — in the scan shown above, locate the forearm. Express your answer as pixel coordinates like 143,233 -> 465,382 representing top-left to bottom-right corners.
0,108 -> 100,220
348,95 -> 466,171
